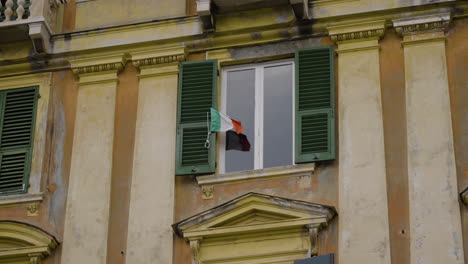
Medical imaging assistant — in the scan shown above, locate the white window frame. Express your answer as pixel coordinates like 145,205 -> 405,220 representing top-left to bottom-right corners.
219,59 -> 295,174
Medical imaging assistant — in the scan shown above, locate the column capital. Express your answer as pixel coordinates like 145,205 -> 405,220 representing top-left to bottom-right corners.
393,13 -> 451,43
327,20 -> 385,53
70,54 -> 127,84
131,47 -> 186,68
130,47 -> 186,78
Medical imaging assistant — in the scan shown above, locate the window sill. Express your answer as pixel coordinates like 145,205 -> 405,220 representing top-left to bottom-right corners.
0,192 -> 43,208
197,163 -> 315,187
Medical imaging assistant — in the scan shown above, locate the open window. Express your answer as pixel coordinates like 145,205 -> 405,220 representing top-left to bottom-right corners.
175,46 -> 335,175
220,60 -> 294,173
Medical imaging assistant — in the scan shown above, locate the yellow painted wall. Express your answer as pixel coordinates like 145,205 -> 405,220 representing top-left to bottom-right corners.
1,1 -> 468,264
74,0 -> 187,30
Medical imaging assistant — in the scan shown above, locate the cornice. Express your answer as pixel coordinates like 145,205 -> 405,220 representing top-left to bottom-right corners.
393,13 -> 451,36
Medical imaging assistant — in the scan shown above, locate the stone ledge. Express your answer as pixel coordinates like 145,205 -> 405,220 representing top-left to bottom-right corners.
0,192 -> 43,208
197,163 -> 315,187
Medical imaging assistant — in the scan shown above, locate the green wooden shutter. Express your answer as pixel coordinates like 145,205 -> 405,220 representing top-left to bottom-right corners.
176,60 -> 217,175
295,46 -> 335,163
0,86 -> 38,194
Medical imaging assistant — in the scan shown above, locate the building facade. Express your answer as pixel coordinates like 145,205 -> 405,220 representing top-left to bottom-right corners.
0,0 -> 467,264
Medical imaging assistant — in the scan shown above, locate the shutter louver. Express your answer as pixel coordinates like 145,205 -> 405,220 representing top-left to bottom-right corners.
295,46 -> 335,163
0,87 -> 38,194
176,60 -> 217,175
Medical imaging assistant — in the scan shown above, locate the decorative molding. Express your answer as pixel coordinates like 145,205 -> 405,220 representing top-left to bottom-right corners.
69,54 -> 128,84
29,255 -> 42,264
330,29 -> 384,42
393,13 -> 451,36
201,186 -> 214,200
130,47 -> 186,78
189,239 -> 202,263
395,21 -> 449,35
27,203 -> 40,216
307,225 -> 319,256
327,20 -> 386,44
72,62 -> 124,76
197,163 -> 315,187
133,54 -> 185,68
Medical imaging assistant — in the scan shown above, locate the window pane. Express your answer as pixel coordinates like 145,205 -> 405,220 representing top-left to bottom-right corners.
263,64 -> 293,168
225,69 -> 255,173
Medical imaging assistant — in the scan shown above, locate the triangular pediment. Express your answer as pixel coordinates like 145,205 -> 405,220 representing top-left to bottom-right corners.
173,193 -> 336,239
212,209 -> 298,228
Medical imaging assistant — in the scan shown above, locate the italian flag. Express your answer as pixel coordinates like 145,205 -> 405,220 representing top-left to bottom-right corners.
210,108 -> 244,134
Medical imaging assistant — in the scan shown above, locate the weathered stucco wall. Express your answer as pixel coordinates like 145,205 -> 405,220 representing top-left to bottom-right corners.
125,61 -> 180,264
446,18 -> 468,263
74,0 -> 187,31
2,2 -> 468,264
61,68 -> 119,264
379,28 -> 410,264
403,28 -> 464,264
0,70 -> 78,264
106,63 -> 139,264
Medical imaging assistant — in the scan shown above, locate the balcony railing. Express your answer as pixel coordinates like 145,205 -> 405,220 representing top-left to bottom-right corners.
0,0 -> 32,22
0,0 -> 66,52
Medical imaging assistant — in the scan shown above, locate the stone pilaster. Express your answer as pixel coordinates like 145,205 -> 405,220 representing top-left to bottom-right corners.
393,13 -> 465,264
125,47 -> 185,264
328,20 -> 391,264
61,54 -> 125,264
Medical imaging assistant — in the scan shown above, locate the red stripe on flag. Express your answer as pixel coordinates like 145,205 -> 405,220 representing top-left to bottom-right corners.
232,119 -> 244,134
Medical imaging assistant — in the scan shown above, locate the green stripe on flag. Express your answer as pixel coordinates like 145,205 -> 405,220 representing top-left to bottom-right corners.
210,108 -> 221,132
